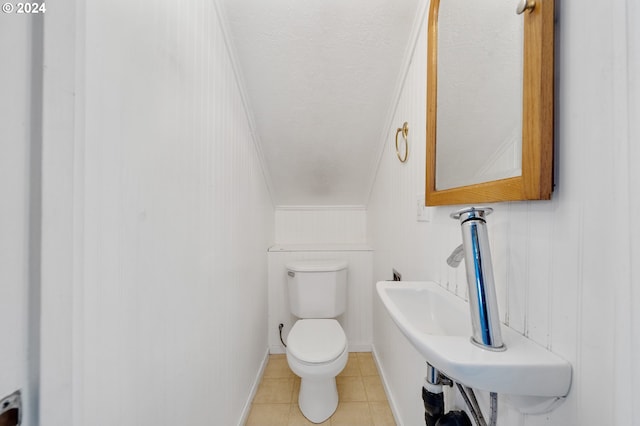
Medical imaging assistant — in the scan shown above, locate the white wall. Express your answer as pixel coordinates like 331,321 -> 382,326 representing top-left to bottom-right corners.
39,0 -> 274,425
275,206 -> 367,245
368,1 -> 640,425
629,1 -> 640,422
0,13 -> 39,426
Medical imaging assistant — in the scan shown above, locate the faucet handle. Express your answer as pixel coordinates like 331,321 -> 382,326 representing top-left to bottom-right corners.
450,206 -> 493,222
447,244 -> 465,268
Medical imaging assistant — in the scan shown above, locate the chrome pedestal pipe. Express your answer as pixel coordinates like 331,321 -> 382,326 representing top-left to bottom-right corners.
449,207 -> 505,351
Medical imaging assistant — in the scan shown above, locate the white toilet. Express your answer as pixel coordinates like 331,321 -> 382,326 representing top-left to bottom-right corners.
285,259 -> 348,424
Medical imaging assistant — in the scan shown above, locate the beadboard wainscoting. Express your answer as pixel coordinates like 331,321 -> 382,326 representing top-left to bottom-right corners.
368,1 -> 640,425
39,1 -> 275,425
275,206 -> 368,246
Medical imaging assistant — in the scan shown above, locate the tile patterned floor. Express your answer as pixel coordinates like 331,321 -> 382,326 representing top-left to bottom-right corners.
246,352 -> 397,426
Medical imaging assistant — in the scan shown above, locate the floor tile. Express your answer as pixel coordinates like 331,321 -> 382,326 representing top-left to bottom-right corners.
245,403 -> 290,426
287,404 -> 331,426
369,401 -> 396,426
330,402 -> 373,426
338,352 -> 360,377
263,355 -> 295,379
336,376 -> 367,402
254,377 -> 295,404
363,375 -> 387,402
248,353 -> 395,425
357,352 -> 378,376
291,376 -> 301,403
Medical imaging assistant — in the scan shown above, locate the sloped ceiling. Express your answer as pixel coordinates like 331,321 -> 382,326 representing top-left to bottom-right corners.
218,0 -> 424,206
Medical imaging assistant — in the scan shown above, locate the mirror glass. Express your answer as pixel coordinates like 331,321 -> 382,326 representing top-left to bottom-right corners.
426,0 -> 554,206
436,0 -> 523,190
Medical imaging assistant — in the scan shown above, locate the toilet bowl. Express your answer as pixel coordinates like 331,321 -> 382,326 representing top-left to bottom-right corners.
286,319 -> 348,423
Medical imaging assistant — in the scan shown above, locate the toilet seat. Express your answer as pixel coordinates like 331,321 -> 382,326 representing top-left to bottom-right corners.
287,319 -> 346,364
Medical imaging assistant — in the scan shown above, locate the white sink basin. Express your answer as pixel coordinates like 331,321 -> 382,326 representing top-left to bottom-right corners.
377,281 -> 572,413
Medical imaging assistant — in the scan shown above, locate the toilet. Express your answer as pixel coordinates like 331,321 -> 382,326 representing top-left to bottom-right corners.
285,259 -> 348,423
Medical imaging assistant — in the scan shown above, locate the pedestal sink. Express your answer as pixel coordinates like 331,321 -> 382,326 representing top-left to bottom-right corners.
377,281 -> 572,414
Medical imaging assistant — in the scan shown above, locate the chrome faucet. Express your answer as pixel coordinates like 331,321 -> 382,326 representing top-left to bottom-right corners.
446,244 -> 465,268
449,207 -> 505,351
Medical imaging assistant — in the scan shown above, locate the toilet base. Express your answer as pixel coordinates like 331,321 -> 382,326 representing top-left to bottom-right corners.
286,346 -> 348,424
298,377 -> 339,423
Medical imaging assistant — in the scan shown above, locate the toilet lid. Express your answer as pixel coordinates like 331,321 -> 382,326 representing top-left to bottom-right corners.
287,319 -> 347,364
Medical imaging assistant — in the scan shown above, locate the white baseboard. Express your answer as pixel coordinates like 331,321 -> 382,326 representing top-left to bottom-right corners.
372,344 -> 403,426
237,348 -> 270,426
270,345 -> 286,354
347,342 -> 372,352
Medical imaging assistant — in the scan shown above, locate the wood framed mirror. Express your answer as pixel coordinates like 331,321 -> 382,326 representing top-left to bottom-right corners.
426,0 -> 554,206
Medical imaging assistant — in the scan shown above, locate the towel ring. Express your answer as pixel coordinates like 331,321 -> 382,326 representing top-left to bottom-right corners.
395,122 -> 409,163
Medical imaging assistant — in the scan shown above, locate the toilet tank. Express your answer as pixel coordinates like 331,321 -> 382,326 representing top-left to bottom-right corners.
286,260 -> 348,318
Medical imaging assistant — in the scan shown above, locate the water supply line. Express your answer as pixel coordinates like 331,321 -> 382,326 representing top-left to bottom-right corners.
489,392 -> 498,426
456,384 -> 498,426
278,323 -> 287,348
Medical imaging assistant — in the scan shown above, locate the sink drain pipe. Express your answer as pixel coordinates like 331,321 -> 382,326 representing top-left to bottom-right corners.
422,374 -> 444,426
423,364 -> 471,426
423,364 -> 498,426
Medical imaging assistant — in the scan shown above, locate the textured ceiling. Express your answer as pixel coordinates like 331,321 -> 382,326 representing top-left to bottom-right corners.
218,0 -> 423,205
